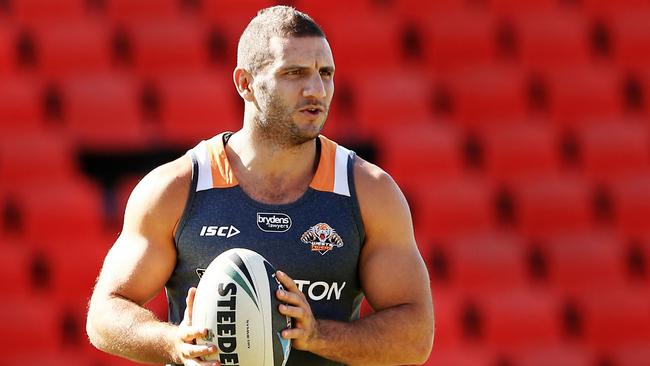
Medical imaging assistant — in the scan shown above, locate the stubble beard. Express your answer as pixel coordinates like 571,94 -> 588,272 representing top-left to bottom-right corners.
253,92 -> 328,149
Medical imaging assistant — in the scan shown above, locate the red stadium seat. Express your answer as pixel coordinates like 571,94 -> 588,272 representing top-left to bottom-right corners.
377,123 -> 464,190
573,288 -> 650,348
541,231 -> 628,292
544,65 -> 624,124
30,20 -> 113,78
0,75 -> 43,126
9,0 -> 87,27
199,2 -> 269,67
479,122 -> 562,184
0,117 -> 45,139
114,174 -> 143,227
60,73 -> 147,149
488,0 -> 573,15
104,0 -> 182,23
640,71 -> 650,116
504,344 -> 598,366
581,0 -> 650,14
0,242 -> 33,296
508,11 -> 592,69
610,174 -> 650,235
610,343 -> 650,366
512,175 -> 594,237
0,22 -> 16,75
146,289 -> 169,321
319,14 -> 402,74
12,179 -> 105,242
423,346 -> 495,366
637,235 -> 650,278
0,296 -> 63,353
6,352 -> 99,366
474,288 -> 564,349
605,9 -> 650,70
443,231 -> 529,291
319,114 -> 362,143
353,71 -> 433,135
575,121 -> 650,183
437,66 -> 528,128
43,236 -> 110,306
125,20 -> 209,77
0,133 -> 79,188
156,72 -> 241,146
202,0 -> 275,25
297,0 -> 374,19
90,350 -> 144,366
390,0 -> 485,20
421,11 -> 499,72
429,289 -> 465,347
415,177 -> 495,240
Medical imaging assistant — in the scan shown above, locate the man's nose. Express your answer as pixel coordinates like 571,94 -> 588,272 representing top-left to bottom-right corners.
303,73 -> 327,99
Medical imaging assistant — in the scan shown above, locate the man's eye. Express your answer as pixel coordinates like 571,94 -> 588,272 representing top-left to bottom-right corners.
287,70 -> 302,75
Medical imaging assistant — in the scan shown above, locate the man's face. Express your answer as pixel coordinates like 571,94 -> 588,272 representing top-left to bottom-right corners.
252,36 -> 335,146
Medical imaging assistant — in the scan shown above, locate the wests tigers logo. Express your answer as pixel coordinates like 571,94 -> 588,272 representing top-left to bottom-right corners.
300,223 -> 344,255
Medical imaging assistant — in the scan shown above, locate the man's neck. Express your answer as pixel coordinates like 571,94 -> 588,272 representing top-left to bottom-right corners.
224,128 -> 319,204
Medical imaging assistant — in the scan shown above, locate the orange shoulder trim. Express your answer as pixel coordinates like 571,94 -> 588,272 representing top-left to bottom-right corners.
207,133 -> 238,188
309,135 -> 337,192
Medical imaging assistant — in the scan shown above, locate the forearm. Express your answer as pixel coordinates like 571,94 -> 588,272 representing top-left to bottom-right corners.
86,294 -> 178,364
308,304 -> 434,366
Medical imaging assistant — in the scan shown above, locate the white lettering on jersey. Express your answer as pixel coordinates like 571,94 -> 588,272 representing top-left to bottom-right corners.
199,225 -> 240,238
294,280 -> 346,301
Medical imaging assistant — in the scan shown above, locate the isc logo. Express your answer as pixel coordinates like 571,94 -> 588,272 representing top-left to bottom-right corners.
200,225 -> 241,238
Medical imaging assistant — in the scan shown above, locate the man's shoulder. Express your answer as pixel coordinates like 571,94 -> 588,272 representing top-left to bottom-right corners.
352,156 -> 394,191
140,154 -> 193,200
124,154 -> 192,229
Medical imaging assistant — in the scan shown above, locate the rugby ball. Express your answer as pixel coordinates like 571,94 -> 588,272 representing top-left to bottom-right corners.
192,248 -> 291,366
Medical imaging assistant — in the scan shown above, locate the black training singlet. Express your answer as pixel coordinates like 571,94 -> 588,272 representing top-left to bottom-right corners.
167,132 -> 366,366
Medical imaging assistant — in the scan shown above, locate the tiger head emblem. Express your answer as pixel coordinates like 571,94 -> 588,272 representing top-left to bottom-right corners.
300,223 -> 344,255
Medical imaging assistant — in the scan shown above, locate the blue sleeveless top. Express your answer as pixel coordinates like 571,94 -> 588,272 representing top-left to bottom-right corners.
167,132 -> 365,366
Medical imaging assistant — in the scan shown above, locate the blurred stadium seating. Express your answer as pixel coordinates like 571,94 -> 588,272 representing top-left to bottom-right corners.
1,0 -> 649,365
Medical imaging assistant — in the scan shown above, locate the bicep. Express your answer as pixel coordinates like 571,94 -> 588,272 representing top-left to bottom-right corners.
359,237 -> 431,312
91,157 -> 189,306
93,232 -> 176,306
356,161 -> 431,312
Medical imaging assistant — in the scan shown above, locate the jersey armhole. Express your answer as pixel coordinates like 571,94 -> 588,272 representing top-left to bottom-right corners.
173,151 -> 199,247
347,153 -> 366,247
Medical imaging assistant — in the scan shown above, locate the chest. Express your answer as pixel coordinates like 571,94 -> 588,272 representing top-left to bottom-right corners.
176,187 -> 363,285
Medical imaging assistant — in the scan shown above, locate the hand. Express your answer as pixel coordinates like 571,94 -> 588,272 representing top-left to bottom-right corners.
173,287 -> 220,366
276,270 -> 318,351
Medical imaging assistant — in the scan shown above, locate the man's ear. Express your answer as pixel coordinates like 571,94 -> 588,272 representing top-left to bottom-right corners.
233,68 -> 255,102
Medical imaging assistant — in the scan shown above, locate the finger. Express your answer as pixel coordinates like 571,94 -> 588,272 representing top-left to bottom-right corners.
281,327 -> 305,339
276,271 -> 300,293
196,361 -> 221,366
185,287 -> 197,326
180,343 -> 218,359
277,288 -> 306,307
279,304 -> 305,319
180,326 -> 208,343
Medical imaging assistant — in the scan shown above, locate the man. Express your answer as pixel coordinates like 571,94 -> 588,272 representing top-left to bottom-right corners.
86,6 -> 433,366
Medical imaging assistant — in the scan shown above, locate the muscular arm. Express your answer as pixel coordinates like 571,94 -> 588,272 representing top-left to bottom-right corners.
278,157 -> 434,365
86,155 -> 216,365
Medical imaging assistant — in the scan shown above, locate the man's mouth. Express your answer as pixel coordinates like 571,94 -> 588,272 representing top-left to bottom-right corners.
300,106 -> 324,116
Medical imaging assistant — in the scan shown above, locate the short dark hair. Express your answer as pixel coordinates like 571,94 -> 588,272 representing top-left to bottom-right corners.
237,6 -> 326,74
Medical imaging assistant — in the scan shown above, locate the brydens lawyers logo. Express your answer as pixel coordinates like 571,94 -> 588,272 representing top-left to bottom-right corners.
300,223 -> 344,255
257,212 -> 292,232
